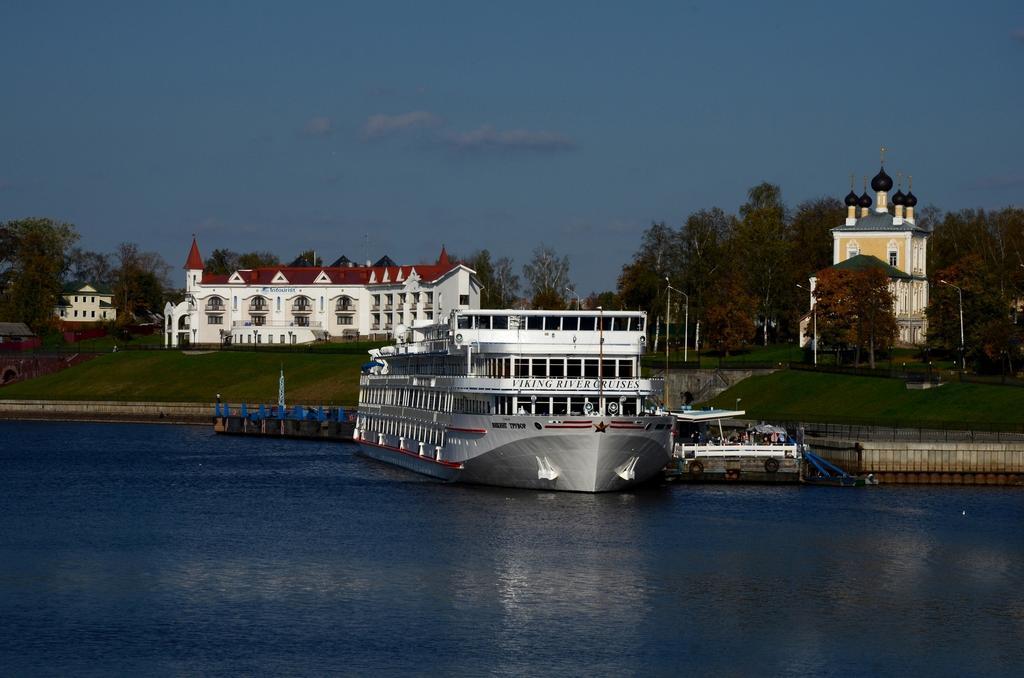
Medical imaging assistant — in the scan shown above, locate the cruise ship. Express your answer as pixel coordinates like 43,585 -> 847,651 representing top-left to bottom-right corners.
354,309 -> 675,492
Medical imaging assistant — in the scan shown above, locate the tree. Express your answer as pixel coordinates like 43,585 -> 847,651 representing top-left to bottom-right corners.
617,221 -> 683,319
491,256 -> 520,308
928,254 -> 1015,372
585,291 -> 619,310
205,248 -> 240,275
850,267 -> 897,368
291,250 -> 322,266
67,248 -> 114,286
813,266 -> 896,367
703,271 -> 755,356
238,251 -> 279,269
732,182 -> 790,345
679,208 -> 732,313
0,218 -> 79,332
113,242 -> 170,323
811,268 -> 858,358
522,244 -> 570,309
464,250 -> 498,308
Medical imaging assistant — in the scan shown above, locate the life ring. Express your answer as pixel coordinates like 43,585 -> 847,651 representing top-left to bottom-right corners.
764,458 -> 780,473
688,460 -> 704,477
608,401 -> 619,415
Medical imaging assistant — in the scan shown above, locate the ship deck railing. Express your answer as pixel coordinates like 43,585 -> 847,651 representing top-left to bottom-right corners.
673,443 -> 799,459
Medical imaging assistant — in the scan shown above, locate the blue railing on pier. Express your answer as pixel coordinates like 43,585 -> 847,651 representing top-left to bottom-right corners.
214,401 -> 352,423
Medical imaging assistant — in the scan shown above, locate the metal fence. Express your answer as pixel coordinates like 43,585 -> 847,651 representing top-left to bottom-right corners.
779,420 -> 1024,443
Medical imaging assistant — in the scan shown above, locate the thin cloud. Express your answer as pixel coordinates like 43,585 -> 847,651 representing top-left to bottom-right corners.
443,125 -> 577,152
361,111 -> 442,140
302,116 -> 334,136
970,174 -> 1024,190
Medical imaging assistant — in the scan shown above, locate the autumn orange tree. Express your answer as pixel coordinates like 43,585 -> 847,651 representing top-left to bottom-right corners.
704,271 -> 756,356
813,267 -> 896,367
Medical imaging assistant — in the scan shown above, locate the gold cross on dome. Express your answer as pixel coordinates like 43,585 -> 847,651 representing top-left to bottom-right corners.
849,173 -> 855,190
880,145 -> 887,164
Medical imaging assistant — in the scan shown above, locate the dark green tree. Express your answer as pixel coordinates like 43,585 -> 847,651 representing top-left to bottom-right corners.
205,248 -> 240,275
238,251 -> 280,269
0,218 -> 80,332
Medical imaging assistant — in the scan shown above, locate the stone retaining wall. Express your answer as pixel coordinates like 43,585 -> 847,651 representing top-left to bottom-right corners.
0,399 -> 211,425
812,438 -> 1024,485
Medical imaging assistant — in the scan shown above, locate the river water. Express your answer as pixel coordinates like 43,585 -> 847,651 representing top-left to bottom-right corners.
0,421 -> 1021,676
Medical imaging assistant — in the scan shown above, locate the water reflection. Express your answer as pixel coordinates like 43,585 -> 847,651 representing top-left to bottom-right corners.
1,421 -> 1023,675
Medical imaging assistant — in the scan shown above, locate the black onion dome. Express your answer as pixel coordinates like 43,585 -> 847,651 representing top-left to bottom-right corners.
844,190 -> 859,207
891,189 -> 906,206
858,191 -> 872,208
904,191 -> 918,207
871,166 -> 893,192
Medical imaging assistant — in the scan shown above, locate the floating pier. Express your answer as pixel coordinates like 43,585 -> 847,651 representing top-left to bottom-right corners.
213,402 -> 355,441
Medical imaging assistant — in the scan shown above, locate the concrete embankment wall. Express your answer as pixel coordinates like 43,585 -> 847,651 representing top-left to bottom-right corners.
664,368 -> 777,408
0,399 -> 211,425
812,438 -> 1024,485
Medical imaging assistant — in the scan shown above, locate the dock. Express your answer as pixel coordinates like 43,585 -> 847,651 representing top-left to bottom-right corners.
213,402 -> 354,441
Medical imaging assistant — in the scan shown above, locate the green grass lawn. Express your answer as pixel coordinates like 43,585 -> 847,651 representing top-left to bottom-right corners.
0,350 -> 366,405
704,369 -> 1024,430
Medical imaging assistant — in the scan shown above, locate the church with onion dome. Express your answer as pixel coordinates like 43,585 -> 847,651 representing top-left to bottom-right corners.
801,152 -> 930,346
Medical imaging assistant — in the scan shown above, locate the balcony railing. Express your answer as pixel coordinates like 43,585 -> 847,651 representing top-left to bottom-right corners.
249,303 -> 269,313
232,320 -> 323,329
335,303 -> 355,312
292,303 -> 313,313
205,303 -> 225,312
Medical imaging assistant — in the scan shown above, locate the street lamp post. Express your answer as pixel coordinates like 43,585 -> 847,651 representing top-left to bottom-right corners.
666,279 -> 688,363
796,283 -> 817,365
565,287 -> 581,310
939,280 -> 965,370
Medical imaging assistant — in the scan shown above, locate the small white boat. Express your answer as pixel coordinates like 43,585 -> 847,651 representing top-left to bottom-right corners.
667,408 -> 799,481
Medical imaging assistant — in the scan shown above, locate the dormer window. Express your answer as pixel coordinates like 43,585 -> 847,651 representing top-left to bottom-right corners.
846,241 -> 859,259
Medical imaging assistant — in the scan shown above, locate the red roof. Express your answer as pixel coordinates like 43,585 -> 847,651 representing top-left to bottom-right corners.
198,248 -> 462,287
184,237 -> 204,270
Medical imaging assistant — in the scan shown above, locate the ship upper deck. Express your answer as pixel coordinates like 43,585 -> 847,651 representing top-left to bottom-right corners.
385,309 -> 649,358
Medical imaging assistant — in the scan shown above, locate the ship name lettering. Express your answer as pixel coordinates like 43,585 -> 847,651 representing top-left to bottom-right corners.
492,422 -> 507,428
510,378 -> 641,390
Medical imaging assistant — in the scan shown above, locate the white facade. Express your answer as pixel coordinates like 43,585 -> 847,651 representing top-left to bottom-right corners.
56,283 -> 117,323
163,241 -> 480,347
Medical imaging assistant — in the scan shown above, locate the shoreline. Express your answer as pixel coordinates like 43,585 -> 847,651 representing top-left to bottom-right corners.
0,399 -> 212,426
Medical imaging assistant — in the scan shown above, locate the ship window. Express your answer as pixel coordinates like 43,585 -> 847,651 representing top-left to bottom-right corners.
543,316 -> 559,330
527,316 -> 543,330
477,316 -> 491,329
619,361 -> 634,378
601,316 -> 613,331
553,397 -> 568,415
567,359 -> 582,377
492,315 -> 508,330
635,317 -> 645,332
602,359 -> 616,376
561,316 -> 578,331
515,359 -> 529,377
549,358 -> 564,377
579,316 -> 595,331
532,359 -> 547,377
457,315 -> 471,329
535,399 -> 551,416
584,359 -> 599,377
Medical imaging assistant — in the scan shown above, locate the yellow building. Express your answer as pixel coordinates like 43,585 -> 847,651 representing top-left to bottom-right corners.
802,164 -> 928,346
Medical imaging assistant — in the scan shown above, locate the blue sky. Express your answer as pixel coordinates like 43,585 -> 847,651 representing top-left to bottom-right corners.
2,1 -> 1022,293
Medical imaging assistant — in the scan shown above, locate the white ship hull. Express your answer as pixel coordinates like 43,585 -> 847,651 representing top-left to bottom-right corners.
356,414 -> 674,492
